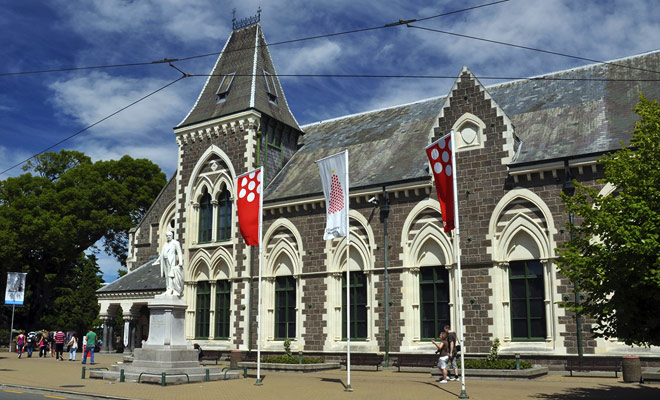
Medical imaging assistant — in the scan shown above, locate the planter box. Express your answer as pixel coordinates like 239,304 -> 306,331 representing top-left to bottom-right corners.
239,362 -> 340,373
431,366 -> 548,380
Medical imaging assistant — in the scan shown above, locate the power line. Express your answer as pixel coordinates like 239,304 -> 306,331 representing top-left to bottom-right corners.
180,0 -> 512,61
190,72 -> 660,82
0,1 -> 510,76
407,24 -> 660,76
0,76 -> 186,177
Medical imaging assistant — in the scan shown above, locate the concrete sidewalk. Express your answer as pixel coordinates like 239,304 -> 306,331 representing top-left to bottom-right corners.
2,352 -> 660,400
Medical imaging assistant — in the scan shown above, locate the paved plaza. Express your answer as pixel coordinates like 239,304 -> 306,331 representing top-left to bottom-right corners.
1,353 -> 659,400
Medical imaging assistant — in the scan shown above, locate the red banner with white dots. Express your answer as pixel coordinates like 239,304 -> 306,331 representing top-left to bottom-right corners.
236,167 -> 263,245
426,132 -> 455,233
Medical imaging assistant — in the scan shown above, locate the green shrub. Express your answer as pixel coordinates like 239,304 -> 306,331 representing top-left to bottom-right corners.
486,338 -> 500,362
283,338 -> 292,357
459,359 -> 532,369
261,355 -> 324,364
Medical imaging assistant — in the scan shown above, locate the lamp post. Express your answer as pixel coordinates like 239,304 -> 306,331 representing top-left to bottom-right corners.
562,160 -> 583,358
367,187 -> 391,367
379,187 -> 391,367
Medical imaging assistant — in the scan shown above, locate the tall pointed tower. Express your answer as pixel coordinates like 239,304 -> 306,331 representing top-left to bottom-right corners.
172,12 -> 303,346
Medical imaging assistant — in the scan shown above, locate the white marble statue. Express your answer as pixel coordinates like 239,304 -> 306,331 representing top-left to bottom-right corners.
154,231 -> 184,297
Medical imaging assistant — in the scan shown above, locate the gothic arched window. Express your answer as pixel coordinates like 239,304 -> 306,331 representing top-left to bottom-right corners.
217,188 -> 232,241
199,189 -> 213,243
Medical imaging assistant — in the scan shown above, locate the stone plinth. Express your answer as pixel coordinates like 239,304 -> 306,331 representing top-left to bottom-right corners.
144,294 -> 188,347
90,294 -> 241,384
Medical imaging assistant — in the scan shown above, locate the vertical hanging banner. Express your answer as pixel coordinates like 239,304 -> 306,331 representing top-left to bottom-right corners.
318,150 -> 349,240
426,132 -> 455,233
5,272 -> 27,305
236,168 -> 263,246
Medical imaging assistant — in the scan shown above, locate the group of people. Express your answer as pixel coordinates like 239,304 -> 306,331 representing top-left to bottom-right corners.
14,329 -> 100,364
431,324 -> 461,384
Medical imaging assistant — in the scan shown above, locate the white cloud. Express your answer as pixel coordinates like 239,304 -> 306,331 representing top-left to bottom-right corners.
45,71 -> 198,176
48,72 -> 190,134
275,40 -> 344,75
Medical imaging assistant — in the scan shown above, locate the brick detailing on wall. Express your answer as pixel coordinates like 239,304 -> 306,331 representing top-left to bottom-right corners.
461,266 -> 494,354
301,277 -> 328,351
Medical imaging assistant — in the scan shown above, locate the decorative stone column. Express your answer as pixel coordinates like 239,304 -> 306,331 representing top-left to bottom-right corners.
101,316 -> 110,353
108,321 -> 115,353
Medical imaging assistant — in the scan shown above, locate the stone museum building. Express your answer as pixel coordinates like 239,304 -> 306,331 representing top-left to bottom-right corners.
97,16 -> 660,364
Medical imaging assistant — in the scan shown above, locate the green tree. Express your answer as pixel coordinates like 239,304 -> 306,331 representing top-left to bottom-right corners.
557,95 -> 660,346
0,150 -> 166,331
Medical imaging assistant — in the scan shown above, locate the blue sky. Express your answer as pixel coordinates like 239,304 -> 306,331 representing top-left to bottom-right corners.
1,0 -> 658,282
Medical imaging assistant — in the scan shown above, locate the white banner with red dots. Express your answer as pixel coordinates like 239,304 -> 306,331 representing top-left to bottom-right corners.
318,151 -> 349,240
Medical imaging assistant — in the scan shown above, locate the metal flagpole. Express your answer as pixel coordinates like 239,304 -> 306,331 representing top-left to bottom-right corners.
344,150 -> 353,392
9,305 -> 15,353
255,166 -> 264,386
450,131 -> 469,399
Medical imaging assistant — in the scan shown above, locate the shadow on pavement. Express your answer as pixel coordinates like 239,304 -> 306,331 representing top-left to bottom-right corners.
414,380 -> 458,396
320,377 -> 347,389
532,384 -> 660,400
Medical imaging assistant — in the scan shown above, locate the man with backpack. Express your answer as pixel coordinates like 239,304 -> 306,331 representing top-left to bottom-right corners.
26,332 -> 36,358
444,324 -> 460,381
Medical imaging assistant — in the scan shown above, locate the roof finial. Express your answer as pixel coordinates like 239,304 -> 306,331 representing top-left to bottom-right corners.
232,8 -> 236,27
232,7 -> 261,30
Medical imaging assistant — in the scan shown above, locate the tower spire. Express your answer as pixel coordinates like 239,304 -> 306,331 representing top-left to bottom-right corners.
232,7 -> 261,30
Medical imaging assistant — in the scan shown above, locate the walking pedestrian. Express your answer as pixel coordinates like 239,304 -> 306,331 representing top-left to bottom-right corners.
26,332 -> 36,358
16,331 -> 25,359
39,331 -> 49,358
49,331 -> 56,358
432,331 -> 450,384
54,329 -> 66,361
67,332 -> 78,361
81,329 -> 97,365
444,324 -> 460,381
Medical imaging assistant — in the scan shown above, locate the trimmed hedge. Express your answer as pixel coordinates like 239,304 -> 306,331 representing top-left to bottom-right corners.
261,355 -> 325,364
459,359 -> 532,369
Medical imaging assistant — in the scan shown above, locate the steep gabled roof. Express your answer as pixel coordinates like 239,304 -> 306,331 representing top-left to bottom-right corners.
264,50 -> 660,202
264,97 -> 444,201
177,23 -> 300,130
489,50 -> 660,164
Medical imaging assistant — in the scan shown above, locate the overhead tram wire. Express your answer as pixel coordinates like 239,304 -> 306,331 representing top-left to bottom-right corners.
178,0 -> 511,62
0,0 -> 510,77
406,24 -> 660,76
189,72 -> 660,82
0,75 -> 186,177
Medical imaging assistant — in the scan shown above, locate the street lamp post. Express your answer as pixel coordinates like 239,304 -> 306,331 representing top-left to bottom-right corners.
379,187 -> 390,367
562,160 -> 583,358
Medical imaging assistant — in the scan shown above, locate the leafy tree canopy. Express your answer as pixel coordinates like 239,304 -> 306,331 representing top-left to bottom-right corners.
557,95 -> 660,346
0,150 -> 166,332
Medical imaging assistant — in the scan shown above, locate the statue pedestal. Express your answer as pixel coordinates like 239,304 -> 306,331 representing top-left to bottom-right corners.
143,294 -> 188,347
92,294 -> 240,383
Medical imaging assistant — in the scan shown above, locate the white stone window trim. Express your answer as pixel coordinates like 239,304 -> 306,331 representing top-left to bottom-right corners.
260,238 -> 303,351
398,200 -> 457,352
188,173 -> 236,247
185,248 -> 236,341
451,112 -> 487,151
323,212 -> 378,353
488,189 -> 563,352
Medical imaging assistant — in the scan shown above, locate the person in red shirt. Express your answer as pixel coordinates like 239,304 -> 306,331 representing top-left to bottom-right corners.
54,329 -> 66,361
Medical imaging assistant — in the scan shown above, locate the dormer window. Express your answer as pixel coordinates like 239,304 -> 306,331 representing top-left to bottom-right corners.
216,73 -> 235,103
263,70 -> 278,104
